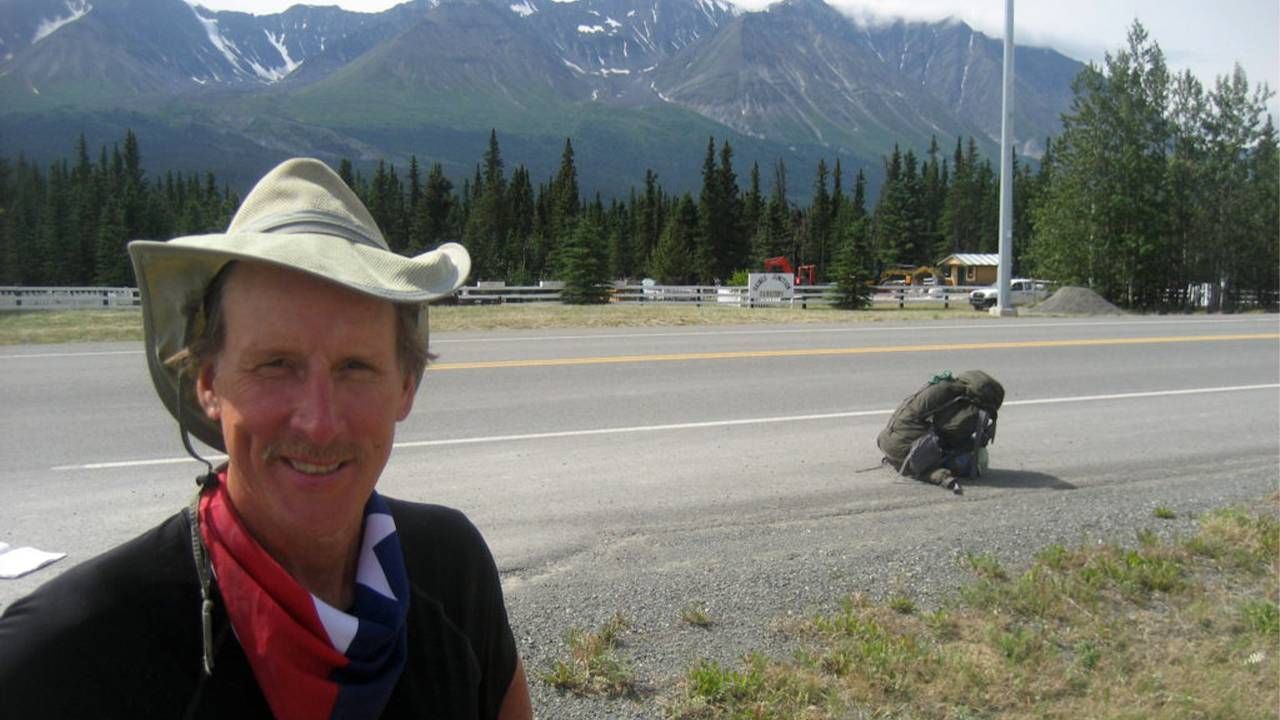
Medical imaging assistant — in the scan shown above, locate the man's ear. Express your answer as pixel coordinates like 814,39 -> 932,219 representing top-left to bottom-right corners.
396,373 -> 417,422
195,362 -> 221,421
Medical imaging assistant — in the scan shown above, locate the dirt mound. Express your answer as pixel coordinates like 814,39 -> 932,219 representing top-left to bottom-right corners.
1029,286 -> 1126,315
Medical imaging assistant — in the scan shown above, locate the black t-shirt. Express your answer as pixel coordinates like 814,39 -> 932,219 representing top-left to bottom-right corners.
0,498 -> 517,719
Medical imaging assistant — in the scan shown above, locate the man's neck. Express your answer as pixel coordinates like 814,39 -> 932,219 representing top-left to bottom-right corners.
223,481 -> 365,610
271,528 -> 362,610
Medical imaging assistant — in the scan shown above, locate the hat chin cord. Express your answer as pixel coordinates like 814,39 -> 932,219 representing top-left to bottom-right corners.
175,375 -> 220,490
176,382 -> 223,683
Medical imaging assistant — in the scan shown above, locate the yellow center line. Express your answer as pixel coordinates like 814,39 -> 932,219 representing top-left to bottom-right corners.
429,333 -> 1279,371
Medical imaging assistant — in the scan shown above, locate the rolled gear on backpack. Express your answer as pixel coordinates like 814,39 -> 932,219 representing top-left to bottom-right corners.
877,370 -> 1004,482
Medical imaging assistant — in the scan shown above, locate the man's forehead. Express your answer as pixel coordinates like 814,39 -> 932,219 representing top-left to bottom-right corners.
220,261 -> 386,307
217,261 -> 398,331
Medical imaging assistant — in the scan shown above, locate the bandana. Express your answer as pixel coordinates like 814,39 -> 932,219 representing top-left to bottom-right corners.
199,479 -> 410,720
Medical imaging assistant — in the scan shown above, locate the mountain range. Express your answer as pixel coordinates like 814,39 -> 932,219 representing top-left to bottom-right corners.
0,0 -> 1084,198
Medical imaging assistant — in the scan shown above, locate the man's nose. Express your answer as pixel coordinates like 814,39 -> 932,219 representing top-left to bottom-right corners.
292,372 -> 340,445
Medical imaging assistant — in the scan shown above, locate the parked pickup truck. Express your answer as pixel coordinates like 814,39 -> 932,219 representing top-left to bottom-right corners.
969,278 -> 1052,310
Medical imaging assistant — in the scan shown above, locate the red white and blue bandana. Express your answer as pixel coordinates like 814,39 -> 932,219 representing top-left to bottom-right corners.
199,480 -> 409,720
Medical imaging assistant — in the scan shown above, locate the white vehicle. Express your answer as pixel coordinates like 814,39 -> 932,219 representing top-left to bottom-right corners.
969,278 -> 1052,310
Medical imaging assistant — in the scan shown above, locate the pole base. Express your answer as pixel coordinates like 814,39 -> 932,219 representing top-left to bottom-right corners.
989,305 -> 1018,317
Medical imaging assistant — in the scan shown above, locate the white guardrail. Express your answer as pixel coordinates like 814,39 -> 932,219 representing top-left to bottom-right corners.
0,286 -> 141,310
457,283 -> 984,308
1,284 -> 985,311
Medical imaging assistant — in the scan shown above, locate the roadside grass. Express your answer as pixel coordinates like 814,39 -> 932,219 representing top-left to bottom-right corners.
0,309 -> 143,344
0,302 -> 981,345
1154,505 -> 1178,519
428,302 -> 977,332
665,496 -> 1280,719
542,613 -> 637,698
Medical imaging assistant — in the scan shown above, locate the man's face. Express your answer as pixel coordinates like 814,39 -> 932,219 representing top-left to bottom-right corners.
196,262 -> 416,549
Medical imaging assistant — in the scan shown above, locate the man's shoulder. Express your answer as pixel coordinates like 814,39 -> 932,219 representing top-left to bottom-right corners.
0,510 -> 202,711
383,497 -> 485,547
381,497 -> 499,593
1,510 -> 196,630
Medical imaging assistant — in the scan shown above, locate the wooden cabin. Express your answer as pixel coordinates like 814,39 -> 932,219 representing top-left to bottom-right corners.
937,253 -> 1000,286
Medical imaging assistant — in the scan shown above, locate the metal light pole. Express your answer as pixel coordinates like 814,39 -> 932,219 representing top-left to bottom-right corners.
992,0 -> 1016,316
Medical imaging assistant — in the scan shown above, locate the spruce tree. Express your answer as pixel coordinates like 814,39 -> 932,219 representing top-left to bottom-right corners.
94,194 -> 129,286
830,213 -> 873,309
716,140 -> 745,278
411,162 -> 454,253
506,165 -> 536,283
557,208 -> 609,304
338,159 -> 355,189
871,146 -> 910,272
805,159 -> 832,280
0,156 -> 14,284
755,160 -> 790,265
464,130 -> 510,279
649,194 -> 698,284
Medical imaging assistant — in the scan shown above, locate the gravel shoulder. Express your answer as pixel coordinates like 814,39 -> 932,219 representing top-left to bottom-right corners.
508,456 -> 1278,718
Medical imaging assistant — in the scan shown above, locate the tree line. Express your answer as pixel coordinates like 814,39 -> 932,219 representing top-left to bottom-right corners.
0,131 -> 240,287
1027,22 -> 1277,311
0,22 -> 1274,310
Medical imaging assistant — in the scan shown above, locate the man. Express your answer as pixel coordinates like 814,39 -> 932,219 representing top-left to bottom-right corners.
0,158 -> 532,718
876,370 -> 1003,494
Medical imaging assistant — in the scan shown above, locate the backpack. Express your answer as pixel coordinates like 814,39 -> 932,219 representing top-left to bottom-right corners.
876,370 -> 1004,478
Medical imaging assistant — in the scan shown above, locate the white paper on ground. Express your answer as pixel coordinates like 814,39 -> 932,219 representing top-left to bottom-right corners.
0,545 -> 67,579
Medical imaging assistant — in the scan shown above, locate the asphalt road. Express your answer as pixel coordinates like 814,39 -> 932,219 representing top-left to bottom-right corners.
2,313 -> 1278,713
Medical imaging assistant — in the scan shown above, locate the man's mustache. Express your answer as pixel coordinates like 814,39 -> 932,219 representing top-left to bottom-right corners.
262,441 -> 361,465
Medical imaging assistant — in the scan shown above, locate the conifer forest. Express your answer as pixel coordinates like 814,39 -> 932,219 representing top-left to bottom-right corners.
1,24 -> 1275,311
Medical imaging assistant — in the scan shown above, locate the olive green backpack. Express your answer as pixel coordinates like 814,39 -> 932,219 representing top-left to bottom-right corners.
876,370 -> 1004,477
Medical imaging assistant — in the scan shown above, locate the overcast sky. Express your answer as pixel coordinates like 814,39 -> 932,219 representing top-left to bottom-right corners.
195,0 -> 1279,118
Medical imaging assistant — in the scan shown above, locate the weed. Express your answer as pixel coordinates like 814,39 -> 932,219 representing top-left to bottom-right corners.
1154,506 -> 1177,519
1136,527 -> 1159,547
993,625 -> 1041,664
681,602 -> 714,629
541,613 -> 635,697
924,609 -> 957,640
1187,507 -> 1280,572
1241,600 -> 1279,638
962,551 -> 1008,580
1073,640 -> 1101,670
670,653 -> 832,718
887,595 -> 916,615
1035,543 -> 1070,570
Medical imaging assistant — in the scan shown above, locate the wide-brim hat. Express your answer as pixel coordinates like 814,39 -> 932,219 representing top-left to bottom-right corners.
128,157 -> 471,452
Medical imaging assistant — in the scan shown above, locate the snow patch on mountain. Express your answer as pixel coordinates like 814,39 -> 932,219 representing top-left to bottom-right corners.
188,5 -> 249,76
32,0 -> 92,45
510,1 -> 537,17
578,24 -> 605,34
261,30 -> 301,80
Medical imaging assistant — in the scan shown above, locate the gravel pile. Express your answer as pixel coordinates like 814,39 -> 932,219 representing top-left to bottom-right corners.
1029,286 -> 1126,314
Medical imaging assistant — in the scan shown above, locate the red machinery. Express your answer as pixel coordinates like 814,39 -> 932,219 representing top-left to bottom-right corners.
762,256 -> 817,285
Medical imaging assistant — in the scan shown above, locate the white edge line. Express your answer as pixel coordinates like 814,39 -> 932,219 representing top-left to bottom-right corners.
50,384 -> 1278,472
0,350 -> 142,360
52,454 -> 227,471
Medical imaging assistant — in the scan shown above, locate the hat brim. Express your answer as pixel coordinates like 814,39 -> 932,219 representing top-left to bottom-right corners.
129,234 -> 470,452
